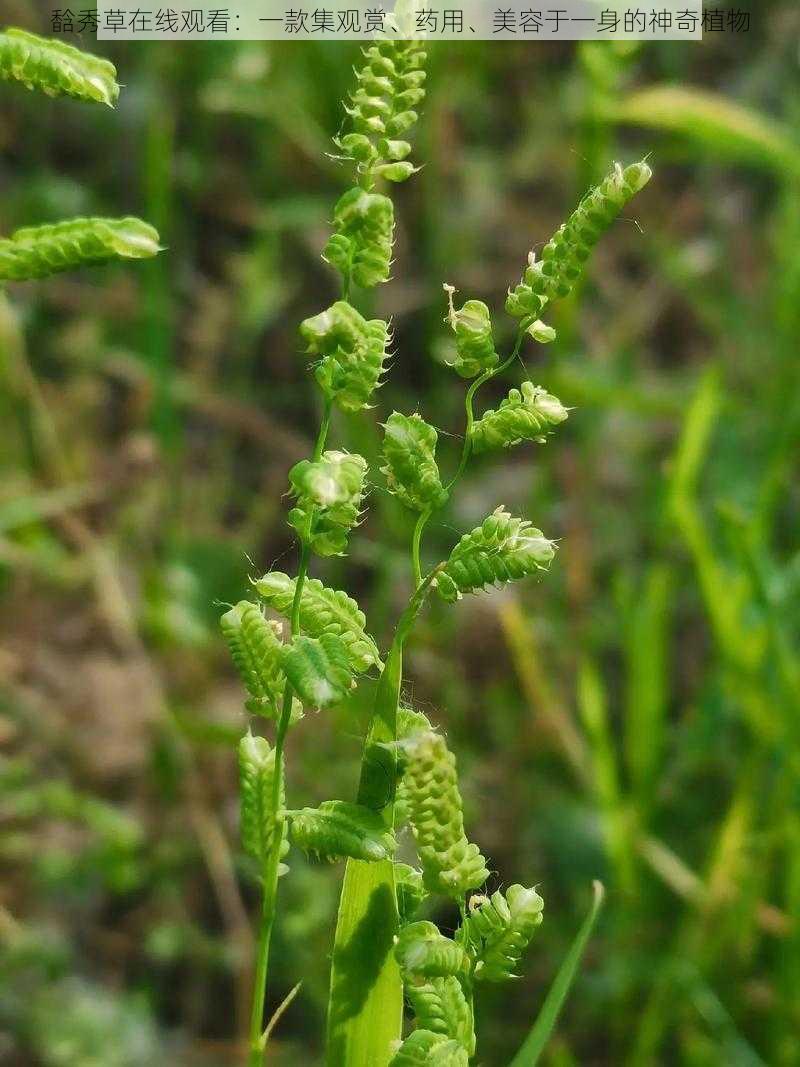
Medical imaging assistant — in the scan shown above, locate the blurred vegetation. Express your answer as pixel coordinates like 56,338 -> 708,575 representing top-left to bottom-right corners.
1,1 -> 798,1064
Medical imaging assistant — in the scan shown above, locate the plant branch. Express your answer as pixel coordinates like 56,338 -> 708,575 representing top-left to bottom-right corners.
247,397 -> 332,1066
409,323 -> 531,591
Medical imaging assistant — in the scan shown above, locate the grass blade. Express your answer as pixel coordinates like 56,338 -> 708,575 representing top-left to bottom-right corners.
509,881 -> 605,1067
326,577 -> 438,1065
608,85 -> 800,177
326,637 -> 404,1067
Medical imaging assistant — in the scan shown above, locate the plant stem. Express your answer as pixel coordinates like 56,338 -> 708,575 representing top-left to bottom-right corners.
247,398 -> 332,1066
446,326 -> 528,494
411,506 -> 431,588
409,325 -> 529,588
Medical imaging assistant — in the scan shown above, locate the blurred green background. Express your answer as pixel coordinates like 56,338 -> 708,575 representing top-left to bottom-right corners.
2,1 -> 799,1064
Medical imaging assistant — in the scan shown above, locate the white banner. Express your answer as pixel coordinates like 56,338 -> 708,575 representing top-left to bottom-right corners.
87,2 -> 710,41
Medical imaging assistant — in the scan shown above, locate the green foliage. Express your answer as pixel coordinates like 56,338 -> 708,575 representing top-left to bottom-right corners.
509,883 -> 605,1066
288,800 -> 396,862
506,159 -> 651,317
217,31 -> 655,1066
389,1029 -> 470,1066
401,731 -> 489,899
381,412 -> 449,512
238,733 -> 286,866
609,85 -> 800,176
28,979 -> 161,1067
254,571 -> 381,672
220,600 -> 300,721
470,382 -> 568,453
301,301 -> 390,412
288,450 -> 368,557
280,633 -> 355,708
395,921 -> 469,979
0,27 -> 119,106
435,507 -> 556,602
0,217 -> 160,281
465,885 -> 544,983
443,286 -> 499,379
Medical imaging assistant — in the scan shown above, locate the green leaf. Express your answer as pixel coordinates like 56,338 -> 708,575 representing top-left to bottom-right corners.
508,881 -> 605,1066
288,800 -> 396,862
280,633 -> 355,709
326,638 -> 405,1066
326,573 -> 438,1066
0,27 -> 119,106
608,86 -> 800,178
254,571 -> 381,673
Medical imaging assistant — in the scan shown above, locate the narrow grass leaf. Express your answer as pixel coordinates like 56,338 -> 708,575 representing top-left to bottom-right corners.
508,881 -> 605,1067
609,86 -> 800,177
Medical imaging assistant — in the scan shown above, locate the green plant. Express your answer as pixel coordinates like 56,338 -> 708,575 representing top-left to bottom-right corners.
221,21 -> 651,1066
0,28 -> 159,282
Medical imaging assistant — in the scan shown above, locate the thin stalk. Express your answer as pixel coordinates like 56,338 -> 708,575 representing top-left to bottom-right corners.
411,506 -> 431,587
410,325 -> 530,586
447,325 -> 529,493
446,369 -> 492,493
247,398 -> 332,1066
